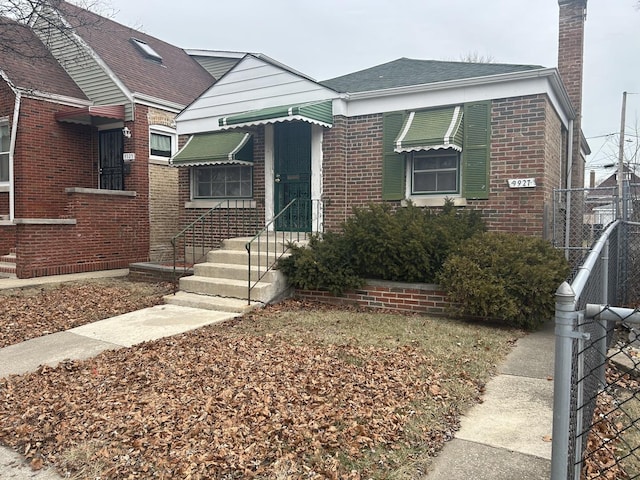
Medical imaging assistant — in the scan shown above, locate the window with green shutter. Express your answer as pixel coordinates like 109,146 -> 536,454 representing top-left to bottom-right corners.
382,111 -> 406,200
462,101 -> 491,199
381,101 -> 491,202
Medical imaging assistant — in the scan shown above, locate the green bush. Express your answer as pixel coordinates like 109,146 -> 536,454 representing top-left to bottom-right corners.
438,232 -> 570,330
279,201 -> 485,295
277,233 -> 363,296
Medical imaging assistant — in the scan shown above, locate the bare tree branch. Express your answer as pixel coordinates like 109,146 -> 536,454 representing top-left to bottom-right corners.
459,51 -> 495,63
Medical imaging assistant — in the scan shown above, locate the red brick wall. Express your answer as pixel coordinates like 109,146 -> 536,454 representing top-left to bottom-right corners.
0,224 -> 16,256
295,281 -> 449,315
0,194 -> 8,216
322,94 -> 562,238
15,191 -> 146,278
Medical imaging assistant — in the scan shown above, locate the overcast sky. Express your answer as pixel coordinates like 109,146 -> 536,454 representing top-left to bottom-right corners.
104,0 -> 640,184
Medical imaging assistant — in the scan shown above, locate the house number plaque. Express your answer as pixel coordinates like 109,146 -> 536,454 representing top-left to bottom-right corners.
508,178 -> 536,188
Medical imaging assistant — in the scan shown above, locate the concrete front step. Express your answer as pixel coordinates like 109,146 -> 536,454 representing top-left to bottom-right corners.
194,262 -> 280,283
222,234 -> 309,251
179,275 -> 278,303
0,261 -> 16,275
163,291 -> 262,313
206,249 -> 290,267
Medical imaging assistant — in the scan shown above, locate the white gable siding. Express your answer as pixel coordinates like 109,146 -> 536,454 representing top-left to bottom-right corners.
177,56 -> 338,134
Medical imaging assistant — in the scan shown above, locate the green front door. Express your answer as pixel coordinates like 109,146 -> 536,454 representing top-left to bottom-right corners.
274,122 -> 312,232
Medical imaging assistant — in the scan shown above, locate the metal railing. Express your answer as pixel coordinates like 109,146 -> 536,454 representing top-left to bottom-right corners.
170,199 -> 261,285
552,221 -> 640,479
245,198 -> 322,304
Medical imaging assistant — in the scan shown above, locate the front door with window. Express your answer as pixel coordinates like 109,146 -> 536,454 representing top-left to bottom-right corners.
99,129 -> 124,190
274,122 -> 312,232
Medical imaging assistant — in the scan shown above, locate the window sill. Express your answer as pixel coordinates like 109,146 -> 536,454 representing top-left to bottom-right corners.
402,196 -> 467,207
65,187 -> 137,197
0,184 -> 8,193
186,199 -> 256,209
149,157 -> 171,166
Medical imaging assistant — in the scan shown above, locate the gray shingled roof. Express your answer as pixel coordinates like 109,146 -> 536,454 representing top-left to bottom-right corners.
321,58 -> 544,93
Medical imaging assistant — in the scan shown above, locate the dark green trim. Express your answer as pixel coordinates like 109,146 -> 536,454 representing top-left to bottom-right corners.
462,101 -> 491,199
171,131 -> 253,167
219,101 -> 333,128
382,111 -> 406,200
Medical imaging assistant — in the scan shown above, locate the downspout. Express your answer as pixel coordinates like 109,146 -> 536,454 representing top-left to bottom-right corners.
9,91 -> 21,221
564,119 -> 574,260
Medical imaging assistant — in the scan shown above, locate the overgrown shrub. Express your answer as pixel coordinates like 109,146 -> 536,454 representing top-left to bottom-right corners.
278,233 -> 363,296
279,201 -> 485,295
438,232 -> 570,330
342,201 -> 485,283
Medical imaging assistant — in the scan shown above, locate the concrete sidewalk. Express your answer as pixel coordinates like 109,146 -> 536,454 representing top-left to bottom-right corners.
423,322 -> 555,479
0,271 -> 556,479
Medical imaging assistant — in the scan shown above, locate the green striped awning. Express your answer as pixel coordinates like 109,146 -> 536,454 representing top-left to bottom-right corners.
394,106 -> 464,153
219,100 -> 333,128
170,131 -> 253,167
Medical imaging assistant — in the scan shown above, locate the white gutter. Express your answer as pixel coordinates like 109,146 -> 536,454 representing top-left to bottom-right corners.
132,93 -> 185,114
345,68 -> 576,121
9,91 -> 21,221
564,119 -> 574,259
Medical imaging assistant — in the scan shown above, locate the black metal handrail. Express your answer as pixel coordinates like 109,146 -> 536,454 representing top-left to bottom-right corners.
171,199 -> 259,288
245,198 -> 322,304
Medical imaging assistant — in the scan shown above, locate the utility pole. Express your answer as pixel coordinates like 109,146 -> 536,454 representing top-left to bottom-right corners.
618,91 -> 627,219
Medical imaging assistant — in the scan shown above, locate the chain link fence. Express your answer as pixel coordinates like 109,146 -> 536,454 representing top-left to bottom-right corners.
552,221 -> 640,480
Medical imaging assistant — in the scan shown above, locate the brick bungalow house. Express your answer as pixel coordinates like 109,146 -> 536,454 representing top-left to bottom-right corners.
171,1 -> 589,247
0,2 -> 215,278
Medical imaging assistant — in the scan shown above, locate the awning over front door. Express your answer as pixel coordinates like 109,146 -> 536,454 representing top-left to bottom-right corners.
394,106 -> 463,153
218,100 -> 333,129
55,105 -> 125,126
170,131 -> 253,167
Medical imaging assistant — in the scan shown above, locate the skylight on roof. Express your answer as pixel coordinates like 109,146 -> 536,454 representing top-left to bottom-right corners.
130,38 -> 162,63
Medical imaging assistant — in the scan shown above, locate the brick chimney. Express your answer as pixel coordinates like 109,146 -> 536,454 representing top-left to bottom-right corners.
558,0 -> 587,189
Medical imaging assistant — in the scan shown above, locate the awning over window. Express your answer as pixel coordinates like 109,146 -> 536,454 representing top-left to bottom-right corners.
170,131 -> 253,167
218,100 -> 333,129
394,106 -> 463,153
55,105 -> 125,125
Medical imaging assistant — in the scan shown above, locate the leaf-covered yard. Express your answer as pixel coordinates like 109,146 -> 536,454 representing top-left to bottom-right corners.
0,281 -> 521,479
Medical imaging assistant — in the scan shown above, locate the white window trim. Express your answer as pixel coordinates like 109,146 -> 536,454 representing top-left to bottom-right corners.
149,125 -> 177,165
0,119 -> 9,186
403,153 -> 466,207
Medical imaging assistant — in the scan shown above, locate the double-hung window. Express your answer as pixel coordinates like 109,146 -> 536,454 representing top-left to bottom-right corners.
411,150 -> 460,195
0,121 -> 9,184
149,125 -> 176,163
193,165 -> 252,199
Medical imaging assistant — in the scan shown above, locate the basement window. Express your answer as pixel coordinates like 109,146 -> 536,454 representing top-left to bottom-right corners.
130,38 -> 162,63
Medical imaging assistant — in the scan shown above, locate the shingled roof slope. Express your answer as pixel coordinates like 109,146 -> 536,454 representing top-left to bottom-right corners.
58,2 -> 214,106
321,57 -> 544,93
0,18 -> 87,99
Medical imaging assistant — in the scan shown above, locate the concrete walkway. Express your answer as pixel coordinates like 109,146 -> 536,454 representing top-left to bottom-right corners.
423,322 -> 554,479
0,271 -> 556,479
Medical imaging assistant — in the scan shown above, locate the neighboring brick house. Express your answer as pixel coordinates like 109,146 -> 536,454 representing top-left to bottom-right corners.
172,1 -> 588,244
0,2 -> 215,278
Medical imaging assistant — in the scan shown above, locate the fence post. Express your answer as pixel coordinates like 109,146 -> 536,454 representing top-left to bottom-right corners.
596,239 -> 610,387
551,281 -> 577,480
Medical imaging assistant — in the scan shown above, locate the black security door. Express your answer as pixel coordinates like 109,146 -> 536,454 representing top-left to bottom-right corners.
274,122 -> 312,231
99,129 -> 124,190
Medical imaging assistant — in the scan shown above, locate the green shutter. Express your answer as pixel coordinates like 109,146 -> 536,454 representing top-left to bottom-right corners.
462,101 -> 491,200
382,111 -> 406,200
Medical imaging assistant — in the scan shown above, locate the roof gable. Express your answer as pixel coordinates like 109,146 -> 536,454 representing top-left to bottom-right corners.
177,54 -> 338,133
321,58 -> 544,93
0,18 -> 87,99
56,2 -> 214,107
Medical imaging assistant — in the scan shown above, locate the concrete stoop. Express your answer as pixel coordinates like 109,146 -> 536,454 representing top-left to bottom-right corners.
164,235 -> 303,311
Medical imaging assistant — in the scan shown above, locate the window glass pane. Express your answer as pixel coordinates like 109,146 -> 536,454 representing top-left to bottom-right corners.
412,151 -> 459,194
150,132 -> 172,157
193,165 -> 253,199
414,172 -> 436,192
0,124 -> 9,153
438,171 -> 457,191
0,153 -> 8,182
